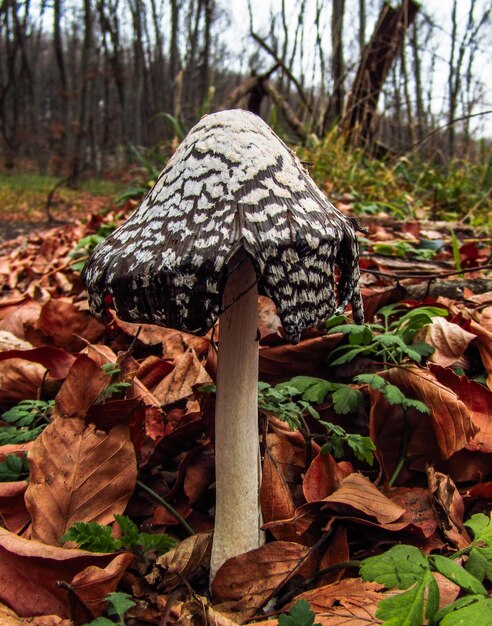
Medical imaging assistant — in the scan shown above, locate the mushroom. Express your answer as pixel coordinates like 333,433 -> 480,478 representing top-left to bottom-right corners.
82,109 -> 363,581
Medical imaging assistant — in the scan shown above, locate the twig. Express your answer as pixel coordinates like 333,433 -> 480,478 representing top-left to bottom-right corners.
136,479 -> 195,537
361,262 -> 492,281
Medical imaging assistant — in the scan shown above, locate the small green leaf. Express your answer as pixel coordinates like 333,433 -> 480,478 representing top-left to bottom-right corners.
114,514 -> 140,547
136,532 -> 176,554
465,513 -> 492,547
278,599 -> 321,626
346,435 -> 375,465
429,555 -> 487,595
106,591 -> 136,620
331,386 -> 363,415
61,522 -> 121,553
0,453 -> 29,482
376,579 -> 426,625
437,596 -> 492,625
360,545 -> 429,589
0,426 -> 44,445
465,546 -> 492,583
83,617 -> 116,626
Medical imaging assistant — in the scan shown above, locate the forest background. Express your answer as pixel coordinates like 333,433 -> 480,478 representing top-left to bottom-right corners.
0,0 -> 491,224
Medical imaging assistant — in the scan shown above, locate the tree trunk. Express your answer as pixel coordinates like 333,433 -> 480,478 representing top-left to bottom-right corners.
342,0 -> 419,148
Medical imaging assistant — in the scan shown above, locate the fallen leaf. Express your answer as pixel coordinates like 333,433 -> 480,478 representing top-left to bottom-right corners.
303,453 -> 351,503
55,354 -> 111,418
212,542 -> 311,620
0,346 -> 76,379
148,532 -> 212,592
70,552 -> 134,617
25,418 -> 137,546
317,525 -> 350,585
430,364 -> 492,453
0,480 -> 29,533
320,473 -> 405,525
0,357 -> 46,403
469,321 -> 492,389
0,527 -> 128,619
417,317 -> 476,367
427,467 -> 471,550
386,366 -> 478,458
260,448 -> 298,541
36,298 -> 105,352
153,347 -> 211,406
0,601 -> 74,625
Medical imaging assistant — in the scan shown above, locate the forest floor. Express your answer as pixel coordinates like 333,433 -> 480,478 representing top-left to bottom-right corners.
0,172 -> 491,626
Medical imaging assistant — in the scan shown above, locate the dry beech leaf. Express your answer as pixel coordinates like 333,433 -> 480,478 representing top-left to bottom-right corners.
417,317 -> 476,367
318,526 -> 350,585
385,366 -> 478,458
0,357 -> 45,403
303,453 -> 351,503
149,532 -> 212,592
211,542 -> 310,620
176,595 -> 242,626
277,578 -> 388,626
260,450 -> 297,541
55,354 -> 111,418
0,527 -> 127,619
430,364 -> 492,453
427,467 -> 471,550
70,552 -> 134,617
0,330 -> 32,351
384,487 -> 438,539
153,347 -> 212,406
0,480 -> 29,533
469,321 -> 492,388
25,418 -> 137,546
0,346 -> 76,379
0,601 -> 74,625
320,473 -> 405,525
36,298 -> 104,352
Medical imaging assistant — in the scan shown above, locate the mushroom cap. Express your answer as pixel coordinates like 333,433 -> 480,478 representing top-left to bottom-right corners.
83,109 -> 363,344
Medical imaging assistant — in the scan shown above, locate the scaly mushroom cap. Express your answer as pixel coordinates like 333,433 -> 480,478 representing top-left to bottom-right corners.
83,109 -> 363,343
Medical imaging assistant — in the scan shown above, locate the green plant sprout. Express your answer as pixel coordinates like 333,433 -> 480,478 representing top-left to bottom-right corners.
83,592 -> 136,626
69,224 -> 116,272
61,514 -> 175,555
0,453 -> 29,482
0,399 -> 55,445
325,304 -> 447,366
96,363 -> 132,403
278,599 -> 322,626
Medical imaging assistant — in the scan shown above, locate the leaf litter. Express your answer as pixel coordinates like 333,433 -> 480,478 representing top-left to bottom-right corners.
0,209 -> 490,625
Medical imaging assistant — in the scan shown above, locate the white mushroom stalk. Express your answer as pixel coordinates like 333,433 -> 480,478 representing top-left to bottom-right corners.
82,109 -> 364,583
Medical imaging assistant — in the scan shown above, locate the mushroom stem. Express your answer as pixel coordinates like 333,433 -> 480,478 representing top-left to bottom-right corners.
210,255 -> 264,582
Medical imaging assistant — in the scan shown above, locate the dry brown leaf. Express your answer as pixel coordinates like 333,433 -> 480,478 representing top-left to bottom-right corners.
0,601 -> 74,625
318,526 -> 350,585
36,298 -> 105,352
430,364 -> 492,453
0,330 -> 32,351
260,448 -> 298,541
25,418 -> 137,546
0,357 -> 46,403
176,595 -> 242,626
0,300 -> 43,341
55,354 -> 111,418
277,578 -> 387,626
417,317 -> 476,367
0,480 -> 29,533
0,527 -> 128,619
321,473 -> 405,525
303,453 -> 352,503
70,552 -> 134,617
469,321 -> 492,389
211,542 -> 310,621
386,366 -> 478,458
153,347 -> 212,406
149,532 -> 212,592
427,467 -> 471,550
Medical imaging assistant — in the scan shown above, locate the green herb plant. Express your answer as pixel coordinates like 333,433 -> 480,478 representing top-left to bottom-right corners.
69,223 -> 116,272
61,514 -> 175,556
83,592 -> 136,626
278,598 -> 321,626
96,363 -> 132,403
0,453 -> 29,482
325,304 -> 448,366
360,513 -> 492,625
0,399 -> 54,445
